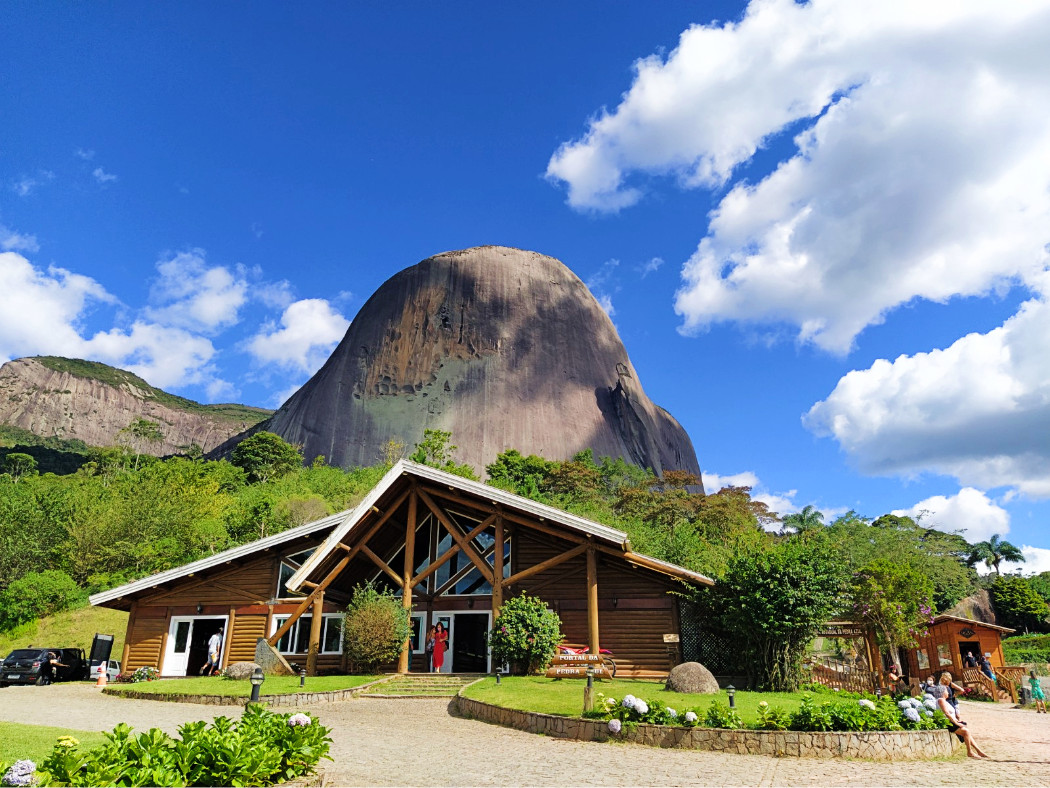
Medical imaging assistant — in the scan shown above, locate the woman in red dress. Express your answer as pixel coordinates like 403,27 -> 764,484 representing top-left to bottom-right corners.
431,622 -> 448,672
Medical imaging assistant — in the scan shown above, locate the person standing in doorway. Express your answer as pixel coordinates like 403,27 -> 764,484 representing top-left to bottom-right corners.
424,625 -> 436,672
963,651 -> 977,668
200,626 -> 224,676
431,622 -> 448,673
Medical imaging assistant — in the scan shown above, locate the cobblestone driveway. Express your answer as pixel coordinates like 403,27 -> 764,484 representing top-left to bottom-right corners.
2,685 -> 1049,786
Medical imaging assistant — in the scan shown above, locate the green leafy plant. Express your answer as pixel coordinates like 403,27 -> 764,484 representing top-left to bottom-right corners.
755,701 -> 792,730
39,706 -> 330,787
343,582 -> 412,673
0,570 -> 83,632
702,700 -> 743,729
488,594 -> 562,675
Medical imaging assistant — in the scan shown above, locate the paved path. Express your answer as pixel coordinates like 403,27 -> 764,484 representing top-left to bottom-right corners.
2,685 -> 1049,786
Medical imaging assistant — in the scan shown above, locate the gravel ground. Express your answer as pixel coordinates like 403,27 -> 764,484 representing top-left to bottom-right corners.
1,684 -> 1048,786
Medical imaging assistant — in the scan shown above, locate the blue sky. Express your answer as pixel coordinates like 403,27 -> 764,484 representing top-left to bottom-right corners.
3,1 -> 1049,573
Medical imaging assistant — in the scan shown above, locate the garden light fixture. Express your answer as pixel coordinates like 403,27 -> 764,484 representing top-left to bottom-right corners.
727,684 -> 736,708
300,669 -> 307,687
249,667 -> 265,703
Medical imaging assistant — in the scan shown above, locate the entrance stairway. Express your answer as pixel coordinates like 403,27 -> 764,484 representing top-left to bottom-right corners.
361,673 -> 485,698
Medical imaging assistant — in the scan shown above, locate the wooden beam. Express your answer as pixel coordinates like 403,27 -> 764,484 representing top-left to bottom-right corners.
360,543 -> 402,586
399,488 -> 418,673
222,606 -> 237,670
409,515 -> 495,588
417,488 -> 494,584
434,542 -> 496,596
306,593 -> 324,676
587,545 -> 599,655
492,510 -> 504,619
504,542 -> 588,587
267,487 -> 410,646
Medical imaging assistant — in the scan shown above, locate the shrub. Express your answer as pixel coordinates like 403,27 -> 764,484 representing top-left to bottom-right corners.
702,701 -> 743,729
343,582 -> 412,673
0,570 -> 83,631
487,594 -> 562,675
756,702 -> 792,730
1003,633 -> 1050,665
39,706 -> 330,787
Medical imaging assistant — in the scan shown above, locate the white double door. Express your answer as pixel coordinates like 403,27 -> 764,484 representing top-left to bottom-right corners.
162,615 -> 228,676
429,611 -> 491,674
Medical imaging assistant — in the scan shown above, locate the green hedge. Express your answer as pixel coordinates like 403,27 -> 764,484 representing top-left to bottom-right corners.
1003,633 -> 1050,666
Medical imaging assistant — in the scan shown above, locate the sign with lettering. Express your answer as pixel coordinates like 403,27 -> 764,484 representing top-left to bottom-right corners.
959,628 -> 975,638
816,623 -> 867,638
544,665 -> 613,679
551,654 -> 604,664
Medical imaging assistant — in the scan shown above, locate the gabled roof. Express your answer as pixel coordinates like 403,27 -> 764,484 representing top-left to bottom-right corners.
288,459 -> 714,589
931,614 -> 1016,634
90,459 -> 713,609
88,509 -> 355,608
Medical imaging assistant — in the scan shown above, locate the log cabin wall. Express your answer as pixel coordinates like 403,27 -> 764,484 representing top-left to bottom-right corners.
512,529 -> 680,677
905,619 -> 1007,682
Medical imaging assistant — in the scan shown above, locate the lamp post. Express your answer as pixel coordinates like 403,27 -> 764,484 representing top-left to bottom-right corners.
299,669 -> 307,688
495,667 -> 502,685
249,667 -> 265,703
726,684 -> 736,709
584,665 -> 595,712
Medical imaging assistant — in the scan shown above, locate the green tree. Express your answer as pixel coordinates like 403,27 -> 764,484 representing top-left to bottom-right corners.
409,429 -> 478,479
850,558 -> 935,657
485,449 -> 554,498
1028,572 -> 1050,606
967,533 -> 1025,575
118,418 -> 165,471
0,569 -> 83,631
990,575 -> 1050,634
706,536 -> 847,691
2,452 -> 37,482
343,582 -> 412,673
231,432 -> 304,483
488,594 -> 562,675
782,505 -> 824,533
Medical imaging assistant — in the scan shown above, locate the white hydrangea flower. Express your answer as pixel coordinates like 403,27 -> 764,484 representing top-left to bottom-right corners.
667,708 -> 677,719
923,698 -> 938,711
897,700 -> 910,710
622,694 -> 637,709
858,699 -> 876,710
684,711 -> 698,723
903,707 -> 921,723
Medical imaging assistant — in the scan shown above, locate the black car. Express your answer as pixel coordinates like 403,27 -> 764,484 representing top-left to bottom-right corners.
0,647 -> 89,686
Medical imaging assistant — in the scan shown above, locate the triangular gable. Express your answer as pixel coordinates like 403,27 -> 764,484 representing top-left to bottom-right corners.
288,459 -> 713,592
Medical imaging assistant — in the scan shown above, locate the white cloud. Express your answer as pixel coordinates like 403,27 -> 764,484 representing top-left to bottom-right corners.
805,280 -> 1050,498
587,259 -> 620,319
92,167 -> 117,184
246,298 -> 348,373
1003,546 -> 1050,576
0,250 -> 223,392
892,488 -> 1009,543
145,250 -> 248,333
75,148 -> 95,161
12,171 -> 54,197
0,225 -> 39,254
702,469 -> 799,524
547,0 -> 1050,353
638,257 -> 663,278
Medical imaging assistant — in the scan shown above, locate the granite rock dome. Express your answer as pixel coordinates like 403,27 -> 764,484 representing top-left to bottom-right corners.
232,246 -> 701,482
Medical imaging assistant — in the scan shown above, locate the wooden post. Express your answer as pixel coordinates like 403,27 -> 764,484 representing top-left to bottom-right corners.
492,511 -> 504,619
586,545 -> 599,655
222,606 -> 237,669
399,490 -> 418,673
121,601 -> 136,671
306,593 -> 324,676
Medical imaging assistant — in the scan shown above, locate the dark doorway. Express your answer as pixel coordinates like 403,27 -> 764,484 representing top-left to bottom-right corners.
187,620 -> 221,675
959,641 -> 981,668
452,613 -> 489,673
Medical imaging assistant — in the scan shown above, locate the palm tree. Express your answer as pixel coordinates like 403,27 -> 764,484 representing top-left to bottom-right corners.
967,533 -> 1025,575
782,504 -> 825,533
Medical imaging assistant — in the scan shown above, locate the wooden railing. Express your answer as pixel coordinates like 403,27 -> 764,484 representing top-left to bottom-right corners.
962,667 -> 1006,702
808,658 -> 877,694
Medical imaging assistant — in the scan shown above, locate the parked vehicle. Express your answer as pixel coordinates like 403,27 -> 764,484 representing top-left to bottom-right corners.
0,647 -> 88,686
89,659 -> 121,683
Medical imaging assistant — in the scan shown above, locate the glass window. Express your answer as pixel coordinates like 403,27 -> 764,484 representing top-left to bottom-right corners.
937,643 -> 953,666
409,615 -> 423,653
274,615 -> 342,654
322,616 -> 343,653
917,649 -> 930,670
174,621 -> 190,653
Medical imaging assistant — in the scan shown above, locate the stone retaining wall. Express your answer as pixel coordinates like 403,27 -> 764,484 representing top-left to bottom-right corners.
452,696 -> 958,760
103,678 -> 391,707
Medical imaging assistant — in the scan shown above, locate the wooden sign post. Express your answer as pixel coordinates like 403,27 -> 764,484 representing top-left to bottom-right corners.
545,654 -> 612,680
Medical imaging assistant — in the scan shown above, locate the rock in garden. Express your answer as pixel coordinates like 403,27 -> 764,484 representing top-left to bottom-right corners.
224,661 -> 262,680
665,662 -> 720,694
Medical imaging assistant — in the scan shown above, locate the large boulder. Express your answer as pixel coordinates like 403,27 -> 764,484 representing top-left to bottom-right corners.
223,661 -> 262,680
665,662 -> 720,694
214,246 -> 703,483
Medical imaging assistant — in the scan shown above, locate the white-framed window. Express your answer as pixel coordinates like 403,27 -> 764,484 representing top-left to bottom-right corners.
276,548 -> 316,599
271,614 -> 343,655
409,613 -> 425,654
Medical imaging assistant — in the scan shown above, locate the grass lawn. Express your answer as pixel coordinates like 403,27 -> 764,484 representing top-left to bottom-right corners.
462,676 -> 808,724
0,722 -> 106,765
106,673 -> 382,697
0,605 -> 127,660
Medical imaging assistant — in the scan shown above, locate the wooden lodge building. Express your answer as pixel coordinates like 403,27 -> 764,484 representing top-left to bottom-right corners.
90,460 -> 713,677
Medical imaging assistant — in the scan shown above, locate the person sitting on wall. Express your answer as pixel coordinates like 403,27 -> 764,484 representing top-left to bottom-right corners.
937,694 -> 987,758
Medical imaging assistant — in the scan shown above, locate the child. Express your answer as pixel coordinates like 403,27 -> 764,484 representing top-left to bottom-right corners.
1030,670 -> 1046,714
